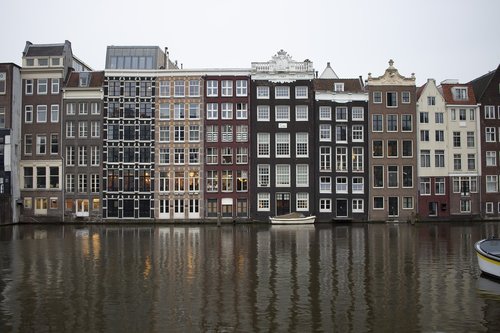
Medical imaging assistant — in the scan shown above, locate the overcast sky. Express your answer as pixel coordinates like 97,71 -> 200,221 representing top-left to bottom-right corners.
1,0 -> 499,86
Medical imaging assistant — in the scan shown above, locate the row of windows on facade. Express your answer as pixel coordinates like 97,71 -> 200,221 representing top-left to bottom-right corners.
23,78 -> 60,95
23,102 -> 101,124
256,193 -> 364,213
419,151 -> 477,170
107,80 -> 249,98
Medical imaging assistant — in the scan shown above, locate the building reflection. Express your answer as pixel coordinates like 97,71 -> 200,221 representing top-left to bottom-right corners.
1,223 -> 500,332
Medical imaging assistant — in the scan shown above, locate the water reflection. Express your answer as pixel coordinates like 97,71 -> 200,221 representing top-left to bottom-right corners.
0,223 -> 500,332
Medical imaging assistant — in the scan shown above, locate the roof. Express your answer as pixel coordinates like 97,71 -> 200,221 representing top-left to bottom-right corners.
65,71 -> 105,88
469,65 -> 499,101
319,62 -> 339,79
439,83 -> 477,105
313,78 -> 365,93
23,40 -> 70,57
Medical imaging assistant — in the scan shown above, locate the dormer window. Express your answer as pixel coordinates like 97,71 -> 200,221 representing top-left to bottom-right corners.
453,87 -> 468,101
79,72 -> 90,87
26,59 -> 34,66
51,58 -> 60,66
334,83 -> 344,92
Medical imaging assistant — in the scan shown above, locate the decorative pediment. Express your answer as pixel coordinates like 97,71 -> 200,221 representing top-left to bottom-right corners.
367,59 -> 415,86
251,50 -> 314,80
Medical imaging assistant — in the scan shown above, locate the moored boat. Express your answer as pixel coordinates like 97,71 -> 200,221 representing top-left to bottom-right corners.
269,212 -> 316,225
475,238 -> 500,279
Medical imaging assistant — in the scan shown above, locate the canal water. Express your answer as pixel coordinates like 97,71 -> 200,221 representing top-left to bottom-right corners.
1,222 -> 500,332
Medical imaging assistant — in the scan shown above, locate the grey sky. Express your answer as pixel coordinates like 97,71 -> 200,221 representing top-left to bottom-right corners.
1,0 -> 499,85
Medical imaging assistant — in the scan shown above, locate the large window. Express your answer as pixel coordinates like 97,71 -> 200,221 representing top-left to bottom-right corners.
207,80 -> 218,96
420,150 -> 430,167
275,86 -> 290,99
352,147 -> 364,171
320,147 -> 331,171
257,105 -> 270,121
373,166 -> 383,188
319,124 -> 331,141
276,164 -> 290,187
435,150 -> 445,167
275,105 -> 290,121
257,133 -> 270,157
336,147 -> 347,172
257,164 -> 270,187
372,115 -> 383,132
236,80 -> 247,96
37,105 -> 47,123
486,175 -> 498,193
275,133 -> 290,157
296,164 -> 309,187
386,92 -> 397,107
486,151 -> 497,166
221,80 -> 233,97
257,193 -> 270,211
296,133 -> 309,157
320,176 -> 331,193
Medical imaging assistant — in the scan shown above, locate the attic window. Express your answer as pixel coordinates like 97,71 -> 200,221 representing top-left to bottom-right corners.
79,72 -> 90,87
453,87 -> 467,101
51,58 -> 60,66
334,83 -> 344,92
38,58 -> 48,66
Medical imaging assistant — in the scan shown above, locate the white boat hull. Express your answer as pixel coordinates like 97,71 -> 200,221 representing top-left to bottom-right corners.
269,215 -> 316,225
475,239 -> 500,279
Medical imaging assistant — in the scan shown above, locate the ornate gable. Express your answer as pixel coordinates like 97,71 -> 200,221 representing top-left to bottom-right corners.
367,59 -> 415,86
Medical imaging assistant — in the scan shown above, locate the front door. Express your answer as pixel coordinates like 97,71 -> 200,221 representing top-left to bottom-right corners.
276,192 -> 290,216
336,199 -> 348,217
388,197 -> 399,217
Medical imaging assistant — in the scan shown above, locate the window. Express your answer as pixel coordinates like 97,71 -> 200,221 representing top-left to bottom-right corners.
90,146 -> 100,166
275,133 -> 290,157
320,176 -> 332,193
174,126 -> 185,142
235,125 -> 248,142
319,106 -> 332,120
51,79 -> 60,94
78,146 -> 87,166
275,86 -> 289,99
320,199 -> 332,212
402,166 -> 413,188
402,197 -> 413,210
386,92 -> 397,107
37,79 -> 48,94
257,105 -> 270,121
78,174 -> 88,193
207,80 -> 218,96
486,175 -> 498,193
420,112 -> 429,123
373,197 -> 384,209
25,105 -> 33,123
91,121 -> 100,138
435,130 -> 444,142
65,174 -> 74,192
25,79 -> 33,95
387,115 -> 398,131
257,165 -> 270,187
352,199 -> 364,213
434,112 -> 444,124
428,96 -> 436,105
174,103 -> 185,120
453,154 -> 462,171
420,177 -> 431,195
435,177 -> 445,195
467,131 -> 475,148
189,103 -> 200,119
387,140 -> 398,157
236,170 -> 248,192
336,177 -> 348,193
91,174 -> 100,193
373,140 -> 383,157
257,86 -> 269,99
79,102 -> 88,115
296,133 -> 309,157
276,164 -> 290,187
37,105 -> 47,123
468,154 -> 476,170
420,150 -> 430,167
78,121 -> 88,138
334,82 -> 344,92
221,170 -> 233,192
453,131 -> 461,147
206,147 -> 218,164
206,125 -> 218,142
174,80 -> 185,97
236,147 -> 248,164
388,166 -> 398,188
275,105 -> 290,121
335,125 -> 347,143
174,148 -> 185,165
221,80 -> 233,97
459,108 -> 466,121
189,80 -> 200,97
236,103 -> 248,119
159,148 -> 170,164
486,202 -> 494,214
372,115 -> 383,131
486,127 -> 496,142
336,107 -> 348,121
206,170 -> 218,192
221,147 -> 233,164
451,109 -> 456,121
189,148 -> 200,164
91,102 -> 100,115
257,133 -> 270,157
296,193 -> 309,211
373,166 -> 383,187
36,167 -> 46,188
296,164 -> 309,187
320,147 -> 331,171
319,124 -> 331,141
295,105 -> 308,121
124,82 -> 135,97
206,103 -> 218,120
373,91 -> 382,103
221,103 -> 233,119
257,193 -> 270,211
66,146 -> 75,166
236,80 -> 247,96
402,91 -> 410,103
352,147 -> 364,171
352,125 -> 363,142
23,167 -> 34,189
36,135 -> 46,154
50,134 -> 58,154
159,80 -> 170,97
435,150 -> 445,167
486,151 -> 497,166
221,125 -> 233,142
295,86 -> 308,98
420,130 -> 429,142
352,177 -> 364,193
453,87 -> 467,100
485,106 -> 495,119
24,134 -> 32,155
352,107 -> 364,120
189,125 -> 200,142
336,147 -> 347,171
399,114 -> 412,132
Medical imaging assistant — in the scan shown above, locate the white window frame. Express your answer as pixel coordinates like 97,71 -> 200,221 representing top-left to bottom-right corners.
275,86 -> 290,99
295,86 -> 308,99
256,86 -> 269,99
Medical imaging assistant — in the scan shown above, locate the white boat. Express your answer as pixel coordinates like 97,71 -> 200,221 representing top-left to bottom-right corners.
269,212 -> 316,225
475,238 -> 500,279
